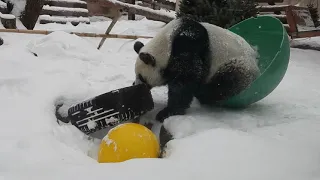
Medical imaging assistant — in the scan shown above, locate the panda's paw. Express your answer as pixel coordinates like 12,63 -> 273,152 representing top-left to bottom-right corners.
156,108 -> 169,122
156,107 -> 186,122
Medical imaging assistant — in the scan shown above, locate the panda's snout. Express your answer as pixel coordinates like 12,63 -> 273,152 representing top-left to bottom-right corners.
132,79 -> 152,90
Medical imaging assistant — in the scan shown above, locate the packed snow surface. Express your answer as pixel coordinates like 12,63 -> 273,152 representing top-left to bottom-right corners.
39,15 -> 90,23
0,17 -> 320,180
42,5 -> 89,12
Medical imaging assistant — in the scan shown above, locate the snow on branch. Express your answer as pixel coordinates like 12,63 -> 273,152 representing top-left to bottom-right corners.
106,0 -> 175,23
42,5 -> 89,13
41,4 -> 88,17
0,1 -> 6,8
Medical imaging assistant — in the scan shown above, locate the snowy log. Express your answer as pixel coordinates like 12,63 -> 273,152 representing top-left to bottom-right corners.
257,5 -> 289,12
0,13 -> 16,29
291,44 -> 320,51
43,0 -> 88,9
41,5 -> 89,17
104,0 -> 175,23
38,15 -> 90,25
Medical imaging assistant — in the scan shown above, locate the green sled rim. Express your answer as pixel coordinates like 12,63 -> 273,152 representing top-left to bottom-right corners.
217,16 -> 291,108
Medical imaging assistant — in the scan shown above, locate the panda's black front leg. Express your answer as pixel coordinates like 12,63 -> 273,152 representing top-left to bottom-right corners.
156,81 -> 197,122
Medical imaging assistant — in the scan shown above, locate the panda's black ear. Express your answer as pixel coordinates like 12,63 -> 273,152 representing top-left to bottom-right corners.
134,41 -> 144,54
139,52 -> 156,67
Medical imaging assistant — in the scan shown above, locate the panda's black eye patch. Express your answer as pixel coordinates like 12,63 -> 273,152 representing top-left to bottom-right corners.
139,53 -> 156,67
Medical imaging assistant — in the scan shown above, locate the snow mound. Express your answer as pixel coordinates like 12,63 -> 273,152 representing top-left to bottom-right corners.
1,17 -> 320,180
163,128 -> 320,180
26,31 -> 102,61
163,115 -> 218,139
291,37 -> 320,51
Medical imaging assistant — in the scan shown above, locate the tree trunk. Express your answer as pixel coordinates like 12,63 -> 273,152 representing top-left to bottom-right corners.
20,0 -> 44,30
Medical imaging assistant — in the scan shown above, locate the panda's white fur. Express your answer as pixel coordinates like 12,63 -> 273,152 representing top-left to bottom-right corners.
135,19 -> 259,87
200,22 -> 260,83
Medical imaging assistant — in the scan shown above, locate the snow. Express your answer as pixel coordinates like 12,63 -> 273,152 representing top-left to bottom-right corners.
164,128 -> 320,179
297,24 -> 320,31
0,12 -> 15,19
291,37 -> 320,50
7,0 -> 26,17
256,4 -> 289,9
43,5 -> 89,13
0,17 -> 320,180
0,1 -> 6,8
26,30 -> 101,60
39,15 -> 90,23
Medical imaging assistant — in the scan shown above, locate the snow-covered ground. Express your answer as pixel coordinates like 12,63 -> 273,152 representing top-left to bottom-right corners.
1,17 -> 320,180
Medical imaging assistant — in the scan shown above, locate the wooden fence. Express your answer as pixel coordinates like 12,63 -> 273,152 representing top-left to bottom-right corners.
116,0 -> 320,39
135,0 -> 176,11
119,0 -> 176,20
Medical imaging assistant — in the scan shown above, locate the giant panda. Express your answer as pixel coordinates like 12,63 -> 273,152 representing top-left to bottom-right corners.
133,17 -> 260,123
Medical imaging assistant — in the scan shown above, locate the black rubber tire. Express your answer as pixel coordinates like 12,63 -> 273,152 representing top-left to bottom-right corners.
57,84 -> 154,135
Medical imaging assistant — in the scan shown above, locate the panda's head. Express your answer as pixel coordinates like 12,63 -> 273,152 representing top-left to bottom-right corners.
132,40 -> 169,89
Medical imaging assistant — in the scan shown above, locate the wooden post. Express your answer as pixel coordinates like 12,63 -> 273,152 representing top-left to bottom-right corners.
285,5 -> 320,39
97,16 -> 120,49
285,6 -> 298,38
127,0 -> 136,20
175,0 -> 181,13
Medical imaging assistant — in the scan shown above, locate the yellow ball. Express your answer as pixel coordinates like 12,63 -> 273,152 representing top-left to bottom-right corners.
98,123 -> 160,163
